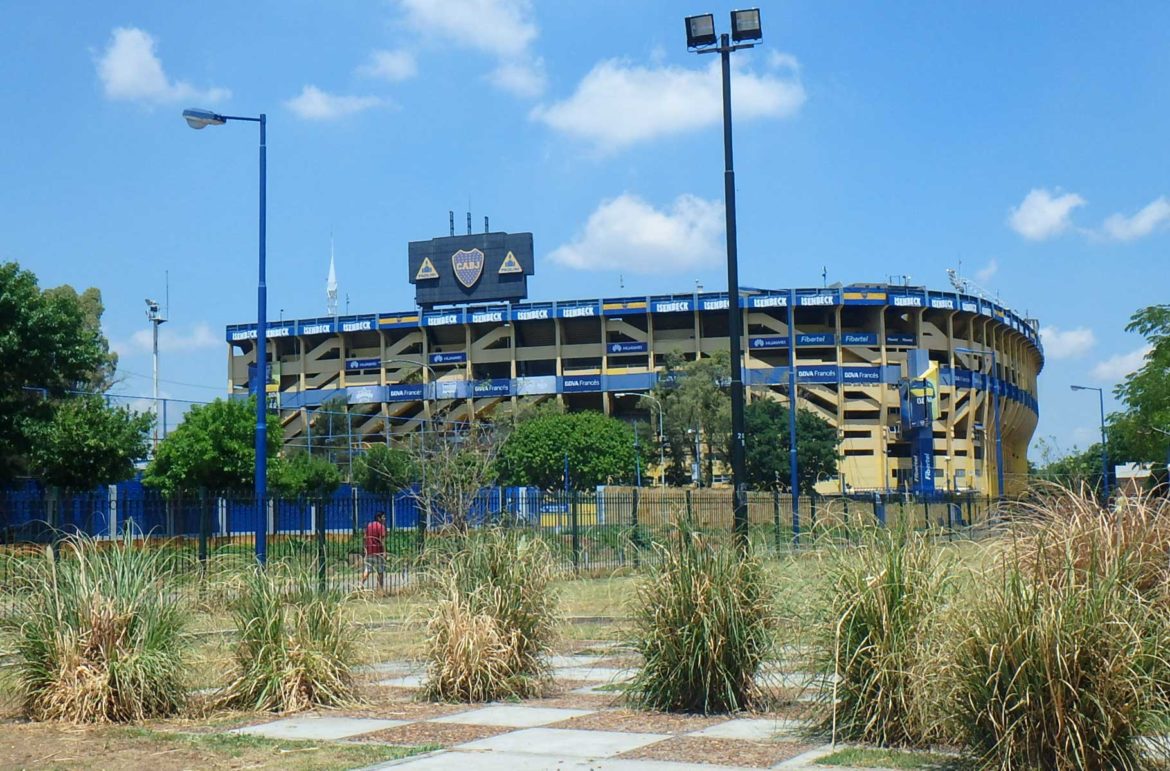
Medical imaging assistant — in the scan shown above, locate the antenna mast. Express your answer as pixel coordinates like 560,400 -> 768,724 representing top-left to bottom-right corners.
145,297 -> 167,452
326,235 -> 338,316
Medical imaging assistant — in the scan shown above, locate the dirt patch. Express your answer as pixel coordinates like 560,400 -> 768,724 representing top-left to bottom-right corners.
336,689 -> 469,721
592,654 -> 643,669
354,721 -> 510,747
517,680 -> 619,710
548,709 -> 725,735
619,736 -> 818,768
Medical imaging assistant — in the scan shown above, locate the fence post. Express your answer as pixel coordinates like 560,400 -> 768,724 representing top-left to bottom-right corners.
923,498 -> 930,530
684,489 -> 693,525
571,489 -> 580,574
198,489 -> 210,577
316,497 -> 327,594
772,489 -> 782,551
630,487 -> 641,569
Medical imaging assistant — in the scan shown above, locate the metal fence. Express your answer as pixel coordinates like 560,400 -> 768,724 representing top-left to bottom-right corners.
0,483 -> 1001,606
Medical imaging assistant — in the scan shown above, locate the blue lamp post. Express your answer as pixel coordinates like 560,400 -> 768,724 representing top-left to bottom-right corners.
182,108 -> 269,564
1071,384 -> 1110,501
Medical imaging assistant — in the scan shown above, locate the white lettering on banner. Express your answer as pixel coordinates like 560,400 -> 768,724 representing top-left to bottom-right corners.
230,330 -> 255,341
471,311 -> 503,323
654,301 -> 690,313
893,296 -> 922,307
702,299 -> 729,310
799,295 -> 835,306
961,302 -> 978,313
342,320 -> 372,332
561,306 -> 596,318
426,314 -> 459,326
752,295 -> 787,308
266,327 -> 291,338
516,309 -> 550,320
301,324 -> 331,335
930,298 -> 955,309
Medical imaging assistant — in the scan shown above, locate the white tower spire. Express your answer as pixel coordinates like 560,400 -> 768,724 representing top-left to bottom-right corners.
326,235 -> 338,316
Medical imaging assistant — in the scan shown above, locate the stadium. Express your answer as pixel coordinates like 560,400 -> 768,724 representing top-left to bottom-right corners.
225,226 -> 1043,498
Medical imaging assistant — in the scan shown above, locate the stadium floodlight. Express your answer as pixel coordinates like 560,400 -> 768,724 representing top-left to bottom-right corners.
1071,384 -> 1110,501
730,9 -> 763,42
615,392 -> 666,487
685,14 -> 717,48
182,108 -> 227,129
182,106 -> 269,564
683,10 -> 764,550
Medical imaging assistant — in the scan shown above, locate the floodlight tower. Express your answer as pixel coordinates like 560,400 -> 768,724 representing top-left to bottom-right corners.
146,298 -> 167,451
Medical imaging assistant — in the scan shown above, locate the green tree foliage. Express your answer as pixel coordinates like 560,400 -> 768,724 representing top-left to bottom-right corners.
1031,437 -> 1108,491
41,284 -> 119,390
269,450 -> 343,498
652,352 -> 732,486
496,410 -> 643,489
307,396 -> 353,466
143,397 -> 281,494
26,396 -> 153,489
742,398 -> 839,493
0,262 -> 113,482
352,443 -> 416,494
1110,304 -> 1170,466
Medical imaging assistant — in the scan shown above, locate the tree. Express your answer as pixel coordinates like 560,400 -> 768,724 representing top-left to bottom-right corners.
352,443 -> 416,494
269,450 -> 343,498
143,397 -> 281,495
410,421 -> 503,532
742,399 -> 839,494
652,352 -> 731,487
496,410 -> 645,489
1031,436 -> 1106,491
26,396 -> 153,489
0,262 -> 113,482
1110,304 -> 1170,466
307,396 -> 353,467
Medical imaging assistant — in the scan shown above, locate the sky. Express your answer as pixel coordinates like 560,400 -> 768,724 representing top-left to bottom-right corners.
2,1 -> 1168,459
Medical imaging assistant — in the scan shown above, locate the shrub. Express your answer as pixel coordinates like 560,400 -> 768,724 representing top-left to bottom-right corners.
820,527 -> 951,746
420,528 -> 558,701
945,491 -> 1170,770
5,533 -> 190,722
626,524 -> 775,714
217,558 -> 358,712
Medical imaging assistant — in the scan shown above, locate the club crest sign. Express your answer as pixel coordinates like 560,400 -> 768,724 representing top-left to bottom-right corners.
452,248 -> 485,288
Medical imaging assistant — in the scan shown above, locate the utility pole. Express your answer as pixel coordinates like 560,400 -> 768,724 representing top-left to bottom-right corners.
146,298 -> 166,452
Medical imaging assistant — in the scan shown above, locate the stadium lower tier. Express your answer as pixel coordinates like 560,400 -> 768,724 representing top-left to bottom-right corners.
226,285 -> 1043,497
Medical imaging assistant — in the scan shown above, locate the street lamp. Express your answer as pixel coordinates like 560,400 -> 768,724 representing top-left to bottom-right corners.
182,107 -> 269,563
684,8 -> 762,549
1071,384 -> 1110,501
616,392 -> 665,487
385,358 -> 440,534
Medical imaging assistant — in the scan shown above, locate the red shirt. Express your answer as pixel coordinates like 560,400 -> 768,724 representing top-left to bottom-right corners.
364,520 -> 386,555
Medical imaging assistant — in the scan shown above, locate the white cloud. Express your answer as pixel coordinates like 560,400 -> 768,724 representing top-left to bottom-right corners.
1008,188 -> 1085,241
357,49 -> 417,82
531,57 -> 805,152
285,86 -> 383,120
113,322 -> 221,358
96,27 -> 229,104
975,258 -> 998,285
549,193 -> 724,273
1039,326 -> 1096,359
396,0 -> 543,96
1102,196 -> 1170,241
1091,344 -> 1153,381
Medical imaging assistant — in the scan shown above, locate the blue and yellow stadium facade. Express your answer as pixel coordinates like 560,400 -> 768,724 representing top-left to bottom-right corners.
226,284 -> 1043,496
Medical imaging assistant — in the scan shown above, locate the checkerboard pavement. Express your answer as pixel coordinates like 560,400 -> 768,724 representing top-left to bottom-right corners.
228,652 -> 841,770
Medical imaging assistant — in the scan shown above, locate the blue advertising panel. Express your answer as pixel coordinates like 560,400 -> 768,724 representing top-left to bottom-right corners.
408,230 -> 534,307
562,375 -> 602,393
422,310 -> 463,327
749,336 -> 789,350
797,332 -> 835,346
651,298 -> 692,314
796,291 -> 838,307
468,308 -> 508,325
841,366 -> 883,384
512,305 -> 553,322
299,320 -> 335,336
796,365 -> 839,383
747,293 -> 788,309
347,385 -> 384,404
386,384 -> 424,401
698,296 -> 730,311
345,357 -> 380,371
337,318 -> 375,333
886,333 -> 916,347
841,332 -> 878,346
473,379 -> 512,398
430,351 -> 467,365
557,302 -> 600,319
607,341 -> 648,355
929,294 -> 957,310
889,291 -> 926,309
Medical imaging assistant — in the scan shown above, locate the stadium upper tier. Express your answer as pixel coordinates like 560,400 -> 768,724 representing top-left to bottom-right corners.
226,284 -> 1043,496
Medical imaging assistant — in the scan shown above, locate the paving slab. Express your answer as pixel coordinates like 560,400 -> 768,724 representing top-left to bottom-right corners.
692,717 -> 808,741
455,726 -> 671,758
553,666 -> 635,682
360,661 -> 420,675
570,682 -> 627,695
548,654 -> 608,668
365,750 -> 762,770
376,673 -> 426,688
232,715 -> 408,740
431,704 -> 596,728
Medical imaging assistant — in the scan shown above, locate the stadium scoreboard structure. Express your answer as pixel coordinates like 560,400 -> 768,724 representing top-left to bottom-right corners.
408,231 -> 534,307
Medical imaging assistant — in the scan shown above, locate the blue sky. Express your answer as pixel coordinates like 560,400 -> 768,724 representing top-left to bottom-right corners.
2,1 -> 1168,457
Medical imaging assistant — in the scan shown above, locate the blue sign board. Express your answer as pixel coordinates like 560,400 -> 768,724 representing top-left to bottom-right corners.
797,333 -> 835,347
338,318 -> 375,333
473,379 -> 512,398
512,306 -> 552,321
889,293 -> 925,309
841,332 -> 878,346
699,296 -> 729,311
430,351 -> 467,365
749,336 -> 789,350
607,341 -> 648,355
422,310 -> 463,327
841,366 -> 883,384
747,294 -> 788,309
386,384 -> 424,401
796,291 -> 838,307
468,308 -> 508,325
345,357 -> 381,371
886,333 -> 916,347
557,303 -> 599,319
796,365 -> 839,383
299,321 -> 334,336
651,299 -> 692,314
562,375 -> 602,393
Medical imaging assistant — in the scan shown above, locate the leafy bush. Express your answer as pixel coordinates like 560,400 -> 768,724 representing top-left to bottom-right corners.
945,491 -> 1170,769
5,533 -> 190,722
420,528 -> 558,701
217,558 -> 358,712
626,524 -> 775,713
820,527 -> 952,746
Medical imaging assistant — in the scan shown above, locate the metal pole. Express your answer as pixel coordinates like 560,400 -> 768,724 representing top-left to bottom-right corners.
255,113 -> 268,565
787,292 -> 800,543
152,316 -> 160,450
1098,387 -> 1110,500
634,429 -> 642,487
992,350 -> 1004,502
719,32 -> 749,550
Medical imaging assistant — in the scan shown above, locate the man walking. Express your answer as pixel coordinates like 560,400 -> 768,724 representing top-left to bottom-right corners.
361,511 -> 387,593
